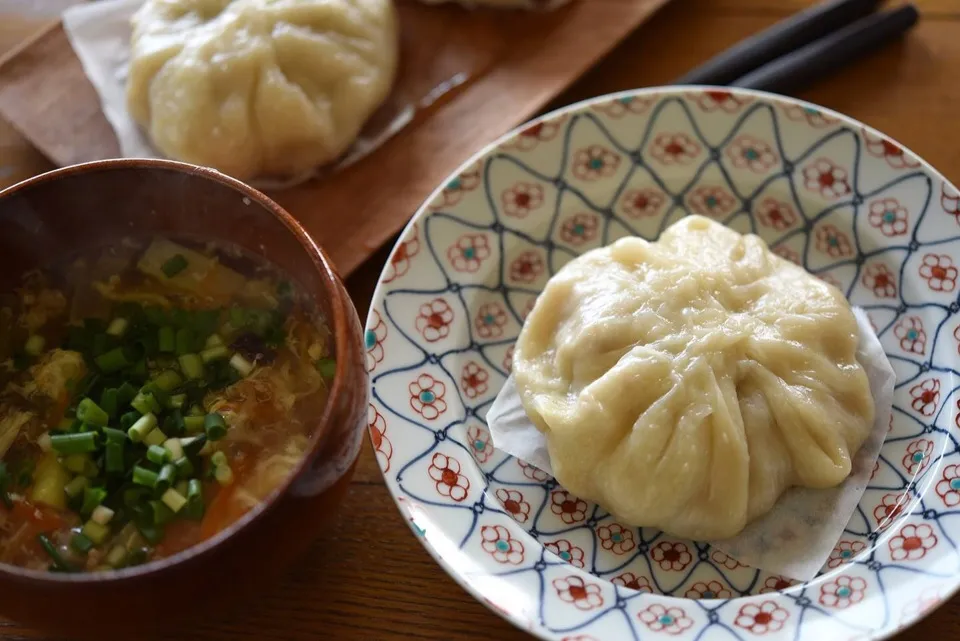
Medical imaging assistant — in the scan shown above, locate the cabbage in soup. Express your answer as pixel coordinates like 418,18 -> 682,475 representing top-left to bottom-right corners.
0,238 -> 333,572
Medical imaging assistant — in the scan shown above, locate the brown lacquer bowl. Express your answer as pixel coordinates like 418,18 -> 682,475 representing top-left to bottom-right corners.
0,159 -> 368,638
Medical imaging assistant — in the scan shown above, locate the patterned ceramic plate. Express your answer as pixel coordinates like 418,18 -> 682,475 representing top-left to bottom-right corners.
364,87 -> 960,641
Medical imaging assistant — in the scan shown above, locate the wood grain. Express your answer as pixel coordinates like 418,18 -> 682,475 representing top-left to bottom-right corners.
0,0 -> 670,277
2,0 -> 960,639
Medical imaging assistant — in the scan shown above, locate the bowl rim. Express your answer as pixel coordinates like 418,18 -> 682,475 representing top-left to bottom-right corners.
365,85 -> 960,641
0,157 -> 357,584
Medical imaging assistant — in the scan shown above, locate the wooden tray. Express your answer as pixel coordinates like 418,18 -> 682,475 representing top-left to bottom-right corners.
0,0 -> 669,276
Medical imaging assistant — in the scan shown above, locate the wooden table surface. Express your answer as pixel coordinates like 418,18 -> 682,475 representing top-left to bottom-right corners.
1,0 -> 960,639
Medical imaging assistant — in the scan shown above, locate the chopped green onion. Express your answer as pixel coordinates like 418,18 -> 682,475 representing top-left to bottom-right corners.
127,359 -> 148,381
75,398 -> 109,427
187,478 -> 202,501
204,413 -> 227,441
200,345 -> 229,363
164,438 -> 185,461
119,411 -> 141,431
158,326 -> 176,353
123,487 -> 150,508
116,382 -> 138,407
174,479 -> 189,496
193,309 -> 219,335
144,306 -> 168,325
228,307 -> 245,328
80,486 -> 107,516
92,334 -> 108,357
161,254 -> 189,278
152,369 -> 182,392
24,334 -> 45,356
146,445 -> 169,465
183,479 -> 204,520
105,442 -> 124,474
136,523 -> 164,545
188,405 -> 205,417
144,427 -> 167,447
168,393 -> 186,409
131,390 -> 159,415
164,409 -> 185,436
70,533 -> 94,554
105,544 -> 127,567
37,432 -> 52,453
64,475 -> 89,499
102,427 -> 127,444
205,333 -> 224,348
180,435 -> 207,458
316,358 -> 336,378
91,505 -> 115,526
228,353 -> 254,377
128,412 -> 157,442
148,500 -> 174,526
100,388 -> 118,418
81,520 -> 110,545
37,534 -> 75,571
132,466 -> 159,489
50,432 -> 98,455
175,328 -> 195,356
210,451 -> 227,467
178,353 -> 204,380
173,457 -> 194,479
106,318 -> 128,337
214,463 -> 234,486
141,383 -> 170,409
161,488 -> 187,513
156,464 -> 176,492
94,346 -> 131,373
62,454 -> 90,474
183,416 -> 205,434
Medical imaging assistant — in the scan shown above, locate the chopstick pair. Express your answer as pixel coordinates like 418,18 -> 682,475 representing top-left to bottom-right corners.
674,0 -> 920,95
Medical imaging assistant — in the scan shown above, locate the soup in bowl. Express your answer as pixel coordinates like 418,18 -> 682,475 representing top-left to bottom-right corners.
0,159 -> 367,636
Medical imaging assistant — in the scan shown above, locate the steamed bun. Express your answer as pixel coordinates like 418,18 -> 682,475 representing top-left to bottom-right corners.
126,0 -> 399,180
416,0 -> 571,8
513,216 -> 874,540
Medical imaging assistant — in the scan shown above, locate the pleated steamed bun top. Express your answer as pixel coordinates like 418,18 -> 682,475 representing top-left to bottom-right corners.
126,0 -> 399,181
513,215 -> 875,540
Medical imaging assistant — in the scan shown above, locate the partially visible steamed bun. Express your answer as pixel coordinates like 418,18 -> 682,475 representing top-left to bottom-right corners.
127,0 -> 399,181
514,216 -> 875,540
416,0 -> 572,9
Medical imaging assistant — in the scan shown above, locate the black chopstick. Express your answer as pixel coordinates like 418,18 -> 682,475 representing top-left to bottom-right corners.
673,0 -> 884,86
731,4 -> 919,94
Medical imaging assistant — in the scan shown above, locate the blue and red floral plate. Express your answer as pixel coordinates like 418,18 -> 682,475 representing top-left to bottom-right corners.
364,87 -> 960,641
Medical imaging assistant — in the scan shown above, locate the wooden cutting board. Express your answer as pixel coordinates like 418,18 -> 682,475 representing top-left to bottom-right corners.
0,0 -> 669,276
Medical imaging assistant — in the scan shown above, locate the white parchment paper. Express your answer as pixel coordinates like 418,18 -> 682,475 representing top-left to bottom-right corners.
61,0 -> 414,189
486,308 -> 895,581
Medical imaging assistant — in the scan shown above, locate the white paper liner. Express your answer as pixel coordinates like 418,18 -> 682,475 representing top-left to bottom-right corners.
486,308 -> 896,581
61,0 -> 413,190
